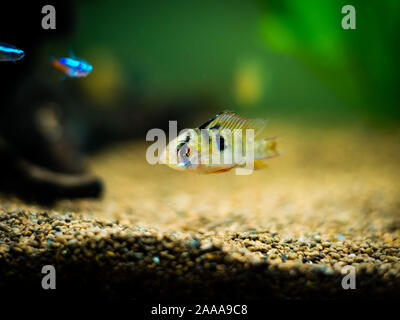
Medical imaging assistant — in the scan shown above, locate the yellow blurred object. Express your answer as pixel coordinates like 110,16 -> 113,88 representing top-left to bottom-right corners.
234,61 -> 264,107
81,47 -> 125,108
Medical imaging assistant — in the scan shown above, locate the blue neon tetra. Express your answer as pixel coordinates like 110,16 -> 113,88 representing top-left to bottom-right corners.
0,42 -> 25,62
52,54 -> 93,78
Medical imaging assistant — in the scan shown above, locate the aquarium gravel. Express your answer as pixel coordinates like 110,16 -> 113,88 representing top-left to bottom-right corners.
0,125 -> 399,299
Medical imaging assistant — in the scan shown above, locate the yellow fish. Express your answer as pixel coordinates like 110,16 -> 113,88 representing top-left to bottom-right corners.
160,112 -> 279,174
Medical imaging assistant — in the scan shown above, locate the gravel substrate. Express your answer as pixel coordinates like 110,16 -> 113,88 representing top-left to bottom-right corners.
0,124 -> 399,299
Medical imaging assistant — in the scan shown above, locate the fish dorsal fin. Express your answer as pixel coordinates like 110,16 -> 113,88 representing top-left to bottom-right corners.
69,48 -> 76,58
198,112 -> 266,136
0,42 -> 17,49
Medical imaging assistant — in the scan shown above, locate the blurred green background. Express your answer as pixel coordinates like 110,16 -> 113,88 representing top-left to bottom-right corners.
45,0 -> 399,127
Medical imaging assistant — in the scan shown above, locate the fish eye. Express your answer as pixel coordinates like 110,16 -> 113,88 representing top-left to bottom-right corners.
177,143 -> 190,158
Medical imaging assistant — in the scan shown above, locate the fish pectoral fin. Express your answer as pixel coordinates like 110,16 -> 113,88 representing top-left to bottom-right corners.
210,164 -> 238,174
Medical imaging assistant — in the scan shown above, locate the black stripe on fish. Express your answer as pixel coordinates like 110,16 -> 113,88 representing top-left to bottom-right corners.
216,133 -> 225,152
209,124 -> 220,130
197,114 -> 219,130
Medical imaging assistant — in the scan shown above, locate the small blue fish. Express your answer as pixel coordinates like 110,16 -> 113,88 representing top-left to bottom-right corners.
0,42 -> 25,62
52,54 -> 93,78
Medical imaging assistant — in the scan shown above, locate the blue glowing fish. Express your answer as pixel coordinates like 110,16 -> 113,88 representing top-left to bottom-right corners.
52,54 -> 93,78
0,42 -> 25,62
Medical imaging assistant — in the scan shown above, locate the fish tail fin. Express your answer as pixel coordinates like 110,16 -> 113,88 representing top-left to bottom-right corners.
253,137 -> 280,169
263,137 -> 280,158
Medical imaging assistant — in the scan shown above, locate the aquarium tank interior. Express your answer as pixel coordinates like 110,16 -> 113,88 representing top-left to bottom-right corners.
0,0 -> 399,309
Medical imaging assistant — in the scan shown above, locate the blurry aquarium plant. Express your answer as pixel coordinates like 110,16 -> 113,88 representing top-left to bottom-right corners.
260,0 -> 400,125
40,0 -> 399,133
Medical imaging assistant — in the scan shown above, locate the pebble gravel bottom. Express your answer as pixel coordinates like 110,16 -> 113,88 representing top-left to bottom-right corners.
0,125 -> 399,299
